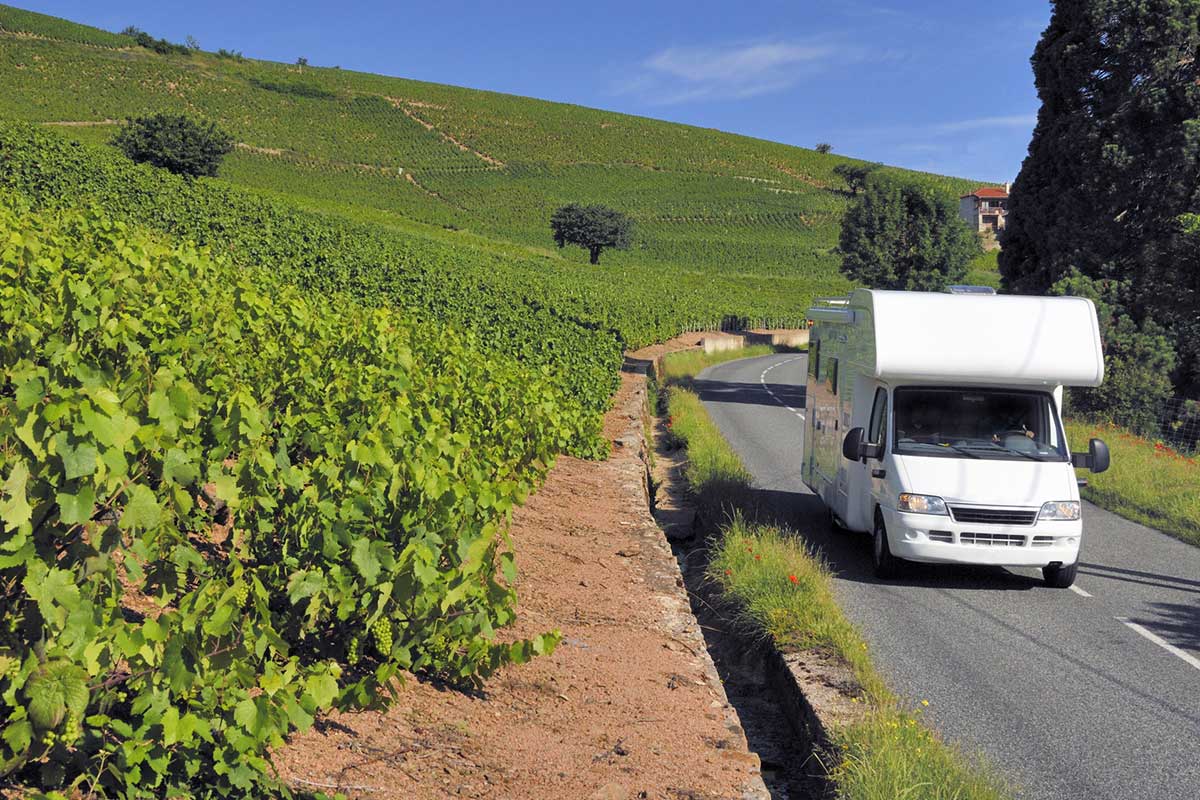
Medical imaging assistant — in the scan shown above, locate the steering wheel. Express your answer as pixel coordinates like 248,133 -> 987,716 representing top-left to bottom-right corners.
998,431 -> 1039,452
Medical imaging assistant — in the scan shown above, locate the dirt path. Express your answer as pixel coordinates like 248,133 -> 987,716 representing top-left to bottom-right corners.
40,119 -> 119,126
274,369 -> 767,800
383,96 -> 507,168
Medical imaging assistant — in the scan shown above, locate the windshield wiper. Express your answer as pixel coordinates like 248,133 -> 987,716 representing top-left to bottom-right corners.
956,441 -> 1045,461
897,441 -> 979,458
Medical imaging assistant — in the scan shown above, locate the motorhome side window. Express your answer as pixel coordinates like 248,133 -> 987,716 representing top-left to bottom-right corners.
810,340 -> 820,379
868,388 -> 888,448
892,387 -> 1068,461
828,358 -> 838,395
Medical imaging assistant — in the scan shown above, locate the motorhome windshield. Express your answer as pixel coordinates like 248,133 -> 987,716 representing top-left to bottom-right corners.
893,388 -> 1068,461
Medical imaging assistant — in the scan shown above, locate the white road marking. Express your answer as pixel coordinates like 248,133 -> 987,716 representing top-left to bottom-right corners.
1117,617 -> 1200,672
760,357 -> 806,420
1068,584 -> 1092,597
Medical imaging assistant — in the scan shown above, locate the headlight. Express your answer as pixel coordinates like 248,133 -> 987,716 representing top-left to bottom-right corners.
897,493 -> 948,515
1039,501 -> 1080,521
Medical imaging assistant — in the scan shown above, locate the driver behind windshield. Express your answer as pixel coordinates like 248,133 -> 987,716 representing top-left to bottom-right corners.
899,402 -> 943,443
893,388 -> 1066,460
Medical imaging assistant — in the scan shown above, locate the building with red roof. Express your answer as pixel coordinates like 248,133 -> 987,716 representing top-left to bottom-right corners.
959,184 -> 1011,239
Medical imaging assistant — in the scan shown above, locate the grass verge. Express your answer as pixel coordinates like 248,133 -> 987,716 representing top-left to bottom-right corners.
1066,420 -> 1200,546
659,344 -> 779,383
662,349 -> 1008,800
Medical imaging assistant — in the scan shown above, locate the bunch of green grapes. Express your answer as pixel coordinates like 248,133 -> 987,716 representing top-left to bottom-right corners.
371,618 -> 392,657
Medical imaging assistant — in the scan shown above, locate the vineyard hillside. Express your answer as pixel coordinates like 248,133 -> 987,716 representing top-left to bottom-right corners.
0,3 -> 981,327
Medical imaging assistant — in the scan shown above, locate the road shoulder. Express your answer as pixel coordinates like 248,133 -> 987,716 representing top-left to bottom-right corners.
274,368 -> 768,799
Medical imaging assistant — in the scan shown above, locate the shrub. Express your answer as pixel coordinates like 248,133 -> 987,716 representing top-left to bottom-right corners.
1054,271 -> 1177,433
119,26 -> 189,55
833,162 -> 880,196
839,173 -> 978,291
112,114 -> 235,178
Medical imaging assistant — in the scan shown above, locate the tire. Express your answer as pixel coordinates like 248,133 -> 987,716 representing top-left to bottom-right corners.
1043,560 -> 1078,589
872,514 -> 901,579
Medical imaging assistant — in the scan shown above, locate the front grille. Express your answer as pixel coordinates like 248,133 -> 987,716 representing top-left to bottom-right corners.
960,532 -> 1026,547
927,530 -> 953,543
1031,536 -> 1055,547
949,506 -> 1037,526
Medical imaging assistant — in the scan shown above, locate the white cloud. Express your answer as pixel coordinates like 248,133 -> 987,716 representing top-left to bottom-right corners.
931,114 -> 1038,133
647,42 -> 836,83
615,37 -> 868,105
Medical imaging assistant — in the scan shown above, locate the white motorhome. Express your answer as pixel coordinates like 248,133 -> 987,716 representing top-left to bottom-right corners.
801,287 -> 1110,588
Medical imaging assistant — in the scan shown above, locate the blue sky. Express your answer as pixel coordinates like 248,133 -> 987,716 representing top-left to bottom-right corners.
23,1 -> 1052,181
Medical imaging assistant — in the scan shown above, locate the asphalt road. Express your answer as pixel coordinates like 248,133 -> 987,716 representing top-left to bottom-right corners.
697,353 -> 1200,800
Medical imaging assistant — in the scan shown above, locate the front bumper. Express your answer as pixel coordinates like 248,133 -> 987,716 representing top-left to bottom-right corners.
883,508 -> 1081,567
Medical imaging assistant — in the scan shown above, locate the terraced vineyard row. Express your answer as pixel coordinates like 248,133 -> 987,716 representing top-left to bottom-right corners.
0,194 -> 563,796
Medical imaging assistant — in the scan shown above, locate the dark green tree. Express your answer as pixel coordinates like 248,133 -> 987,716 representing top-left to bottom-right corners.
832,162 -> 880,196
1053,271 -> 1177,430
815,142 -> 833,154
120,26 -> 189,55
839,173 -> 978,291
1001,0 -> 1200,394
550,204 -> 633,264
112,114 -> 234,178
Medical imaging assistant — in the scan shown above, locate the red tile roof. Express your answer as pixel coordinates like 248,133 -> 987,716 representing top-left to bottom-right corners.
961,186 -> 1008,199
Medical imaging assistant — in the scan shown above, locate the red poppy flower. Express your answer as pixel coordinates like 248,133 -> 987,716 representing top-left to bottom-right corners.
788,574 -> 798,584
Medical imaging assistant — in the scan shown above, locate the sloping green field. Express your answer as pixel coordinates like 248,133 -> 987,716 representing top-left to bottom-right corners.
0,3 -> 978,329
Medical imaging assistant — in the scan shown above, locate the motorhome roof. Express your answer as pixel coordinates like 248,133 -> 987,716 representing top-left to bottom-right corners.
808,289 -> 1105,387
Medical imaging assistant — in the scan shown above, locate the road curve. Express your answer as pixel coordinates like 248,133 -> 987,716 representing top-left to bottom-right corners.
697,352 -> 1200,800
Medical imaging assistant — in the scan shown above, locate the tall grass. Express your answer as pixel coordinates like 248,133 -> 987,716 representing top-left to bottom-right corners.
662,348 -> 1009,800
1066,420 -> 1200,546
708,520 -> 888,702
660,344 -> 778,383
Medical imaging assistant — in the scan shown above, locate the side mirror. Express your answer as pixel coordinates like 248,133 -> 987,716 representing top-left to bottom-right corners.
1089,438 -> 1110,474
1071,437 -> 1110,474
842,427 -> 865,461
842,427 -> 884,461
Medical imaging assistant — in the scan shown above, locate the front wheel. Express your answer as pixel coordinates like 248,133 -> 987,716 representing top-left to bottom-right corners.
1043,561 -> 1078,588
873,514 -> 901,579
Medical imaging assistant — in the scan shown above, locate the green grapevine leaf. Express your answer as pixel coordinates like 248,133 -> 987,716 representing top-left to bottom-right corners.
351,539 -> 381,584
60,440 -> 99,480
25,661 -> 89,730
0,462 -> 33,532
305,673 -> 338,708
56,485 -> 96,526
119,484 -> 162,530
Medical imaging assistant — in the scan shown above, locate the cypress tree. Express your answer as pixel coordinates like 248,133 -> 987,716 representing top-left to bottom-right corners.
1002,0 -> 1200,394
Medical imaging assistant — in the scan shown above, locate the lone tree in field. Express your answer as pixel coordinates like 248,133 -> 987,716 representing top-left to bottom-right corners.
839,173 -> 978,291
113,114 -> 234,178
1001,0 -> 1200,398
815,142 -> 833,154
832,162 -> 880,196
550,204 -> 633,264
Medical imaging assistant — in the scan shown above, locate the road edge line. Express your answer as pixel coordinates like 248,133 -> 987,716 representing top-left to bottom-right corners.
1116,617 -> 1200,671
